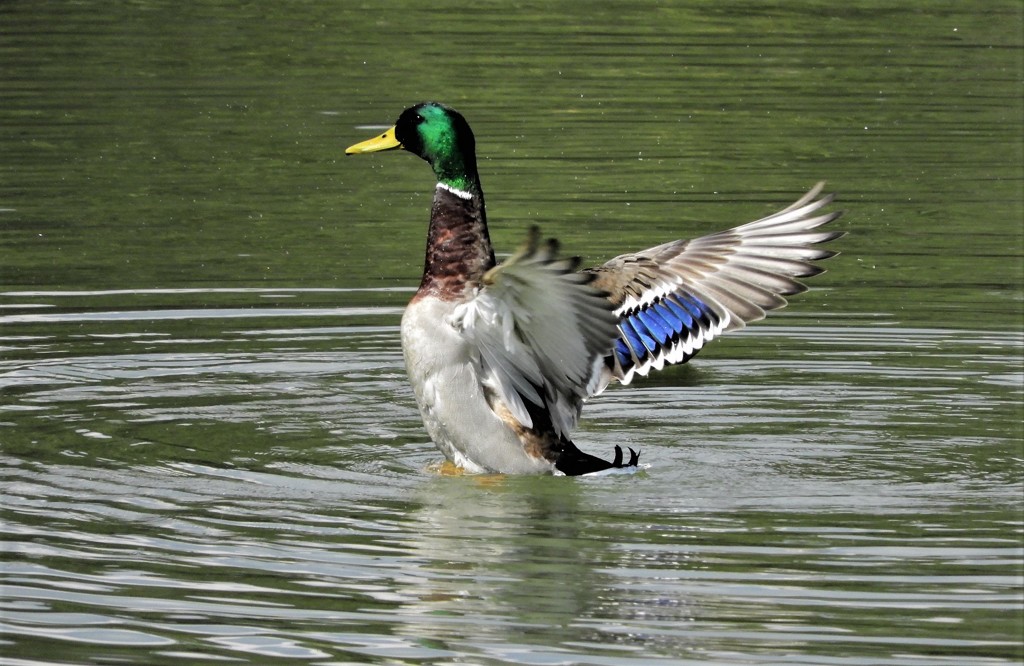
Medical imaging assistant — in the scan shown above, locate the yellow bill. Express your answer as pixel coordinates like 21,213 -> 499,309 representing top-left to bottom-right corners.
345,126 -> 402,154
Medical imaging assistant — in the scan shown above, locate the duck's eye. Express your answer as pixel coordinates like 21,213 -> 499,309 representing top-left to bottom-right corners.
414,114 -> 425,124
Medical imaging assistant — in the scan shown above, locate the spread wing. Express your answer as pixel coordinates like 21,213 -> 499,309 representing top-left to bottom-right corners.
585,182 -> 844,388
450,227 -> 618,438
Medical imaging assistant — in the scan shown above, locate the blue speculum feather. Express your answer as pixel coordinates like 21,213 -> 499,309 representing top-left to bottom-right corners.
620,320 -> 647,359
614,291 -> 719,372
614,338 -> 633,369
636,309 -> 672,343
625,317 -> 659,354
675,293 -> 703,319
650,302 -> 683,336
662,296 -> 695,330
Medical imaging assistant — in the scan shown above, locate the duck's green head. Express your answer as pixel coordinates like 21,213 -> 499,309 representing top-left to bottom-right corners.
346,102 -> 479,193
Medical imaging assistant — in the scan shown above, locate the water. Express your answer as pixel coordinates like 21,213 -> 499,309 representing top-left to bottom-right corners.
2,1 -> 1022,664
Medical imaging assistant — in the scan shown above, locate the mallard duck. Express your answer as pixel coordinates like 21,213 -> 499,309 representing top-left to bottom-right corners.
346,102 -> 842,476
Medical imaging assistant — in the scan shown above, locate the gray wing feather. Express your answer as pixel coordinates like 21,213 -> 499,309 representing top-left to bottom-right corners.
451,227 -> 618,438
586,182 -> 843,388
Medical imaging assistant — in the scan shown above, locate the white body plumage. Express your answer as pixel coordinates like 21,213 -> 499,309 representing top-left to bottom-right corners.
401,295 -> 556,474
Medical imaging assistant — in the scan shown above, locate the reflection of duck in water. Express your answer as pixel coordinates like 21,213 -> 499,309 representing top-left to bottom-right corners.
347,103 -> 842,476
399,475 -> 667,650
